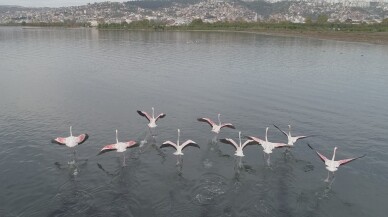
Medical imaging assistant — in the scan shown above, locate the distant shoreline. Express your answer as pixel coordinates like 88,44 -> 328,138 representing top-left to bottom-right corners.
2,25 -> 387,45
98,28 -> 388,45
249,30 -> 388,45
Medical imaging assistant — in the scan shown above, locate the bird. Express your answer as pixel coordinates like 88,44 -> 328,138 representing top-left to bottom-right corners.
197,113 -> 235,134
52,126 -> 89,148
220,131 -> 254,157
273,124 -> 313,146
308,144 -> 366,182
137,107 -> 166,128
98,130 -> 138,166
160,129 -> 199,155
247,127 -> 290,155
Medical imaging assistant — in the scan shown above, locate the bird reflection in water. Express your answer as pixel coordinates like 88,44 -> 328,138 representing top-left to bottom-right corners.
176,155 -> 183,176
54,158 -> 88,178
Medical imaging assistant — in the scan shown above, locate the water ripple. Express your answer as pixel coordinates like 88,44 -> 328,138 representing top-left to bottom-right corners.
190,172 -> 228,206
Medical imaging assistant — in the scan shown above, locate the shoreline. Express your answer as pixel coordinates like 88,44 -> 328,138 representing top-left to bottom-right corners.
3,25 -> 387,45
98,28 -> 388,45
250,30 -> 388,45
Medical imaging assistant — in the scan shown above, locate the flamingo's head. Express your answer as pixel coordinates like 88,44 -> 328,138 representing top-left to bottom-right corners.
334,147 -> 338,151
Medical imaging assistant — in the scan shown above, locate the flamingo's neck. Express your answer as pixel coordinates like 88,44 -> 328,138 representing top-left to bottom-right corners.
288,125 -> 291,136
332,148 -> 337,161
265,128 -> 268,141
177,129 -> 180,146
238,131 -> 242,147
70,126 -> 73,137
116,130 -> 119,143
152,107 -> 155,118
218,114 -> 221,125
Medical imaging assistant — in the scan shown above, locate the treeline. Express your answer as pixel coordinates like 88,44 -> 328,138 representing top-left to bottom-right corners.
98,18 -> 388,32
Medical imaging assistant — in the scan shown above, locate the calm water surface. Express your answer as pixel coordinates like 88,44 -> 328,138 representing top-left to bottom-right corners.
0,27 -> 388,217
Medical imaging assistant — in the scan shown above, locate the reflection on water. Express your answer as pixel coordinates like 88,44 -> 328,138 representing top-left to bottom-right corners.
0,27 -> 388,217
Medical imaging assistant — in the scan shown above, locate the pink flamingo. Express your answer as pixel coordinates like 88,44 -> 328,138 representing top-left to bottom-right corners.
220,131 -> 254,157
98,130 -> 137,166
161,129 -> 199,155
273,124 -> 314,146
308,144 -> 366,182
137,107 -> 166,128
247,127 -> 289,165
52,126 -> 88,148
198,114 -> 235,134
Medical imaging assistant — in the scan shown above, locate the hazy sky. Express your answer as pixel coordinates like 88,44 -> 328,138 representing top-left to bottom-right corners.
0,1 -> 123,7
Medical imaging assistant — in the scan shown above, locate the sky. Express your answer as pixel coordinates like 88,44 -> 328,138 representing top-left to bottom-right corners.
0,0 -> 124,7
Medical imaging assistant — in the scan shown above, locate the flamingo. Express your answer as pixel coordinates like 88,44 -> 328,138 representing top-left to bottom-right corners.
198,114 -> 235,134
52,126 -> 88,148
98,130 -> 137,166
137,107 -> 166,128
247,127 -> 290,155
161,129 -> 199,155
308,144 -> 366,182
220,131 -> 254,157
273,124 -> 314,146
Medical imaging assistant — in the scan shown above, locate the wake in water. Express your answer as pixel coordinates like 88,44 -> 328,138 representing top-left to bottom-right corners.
54,149 -> 88,177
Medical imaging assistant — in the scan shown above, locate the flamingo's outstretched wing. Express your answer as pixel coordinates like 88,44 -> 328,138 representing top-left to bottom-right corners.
181,140 -> 200,150
339,154 -> 366,166
155,113 -> 166,121
295,135 -> 316,141
220,138 -> 239,150
246,136 -> 265,145
242,139 -> 255,148
125,141 -> 138,149
160,141 -> 177,149
52,137 -> 67,145
221,123 -> 235,129
273,143 -> 290,148
307,144 -> 329,162
197,118 -> 215,128
137,110 -> 151,121
273,124 -> 288,137
98,144 -> 117,155
76,134 -> 89,144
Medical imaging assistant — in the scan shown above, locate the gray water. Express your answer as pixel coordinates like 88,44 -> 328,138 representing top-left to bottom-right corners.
0,27 -> 387,217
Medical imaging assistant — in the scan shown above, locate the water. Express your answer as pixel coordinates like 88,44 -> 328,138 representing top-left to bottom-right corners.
0,27 -> 388,217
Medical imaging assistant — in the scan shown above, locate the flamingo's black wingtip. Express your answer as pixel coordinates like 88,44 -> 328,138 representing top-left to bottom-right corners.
219,138 -> 228,144
192,143 -> 200,149
51,139 -> 63,145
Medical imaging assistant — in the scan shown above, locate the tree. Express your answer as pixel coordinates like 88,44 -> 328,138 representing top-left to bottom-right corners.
316,14 -> 328,25
190,18 -> 203,26
304,16 -> 312,25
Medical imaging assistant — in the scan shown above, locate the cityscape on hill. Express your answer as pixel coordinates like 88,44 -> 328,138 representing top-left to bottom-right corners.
0,0 -> 387,26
